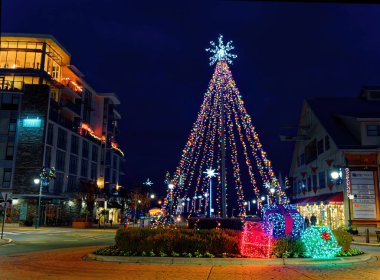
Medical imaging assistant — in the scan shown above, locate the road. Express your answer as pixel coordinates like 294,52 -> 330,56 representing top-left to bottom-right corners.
0,227 -> 115,256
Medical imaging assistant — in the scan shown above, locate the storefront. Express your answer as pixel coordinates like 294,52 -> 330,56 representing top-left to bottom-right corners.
293,192 -> 345,229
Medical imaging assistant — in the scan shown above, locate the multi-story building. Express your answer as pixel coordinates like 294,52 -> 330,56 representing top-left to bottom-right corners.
0,34 -> 124,225
287,88 -> 380,230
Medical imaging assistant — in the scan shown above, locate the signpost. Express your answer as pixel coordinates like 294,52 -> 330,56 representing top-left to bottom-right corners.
1,192 -> 12,239
351,171 -> 376,219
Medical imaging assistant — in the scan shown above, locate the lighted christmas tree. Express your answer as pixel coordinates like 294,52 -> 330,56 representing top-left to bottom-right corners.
170,35 -> 288,217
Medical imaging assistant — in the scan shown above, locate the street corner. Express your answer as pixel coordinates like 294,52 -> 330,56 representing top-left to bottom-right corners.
0,238 -> 12,246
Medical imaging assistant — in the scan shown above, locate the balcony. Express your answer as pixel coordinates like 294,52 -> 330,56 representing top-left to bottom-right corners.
61,100 -> 82,116
61,78 -> 83,98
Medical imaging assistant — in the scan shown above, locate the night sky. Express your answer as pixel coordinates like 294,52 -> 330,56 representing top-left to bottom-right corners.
3,1 -> 380,195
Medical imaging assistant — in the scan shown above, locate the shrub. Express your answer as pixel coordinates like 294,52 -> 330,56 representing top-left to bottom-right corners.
187,218 -> 244,230
271,237 -> 306,258
332,229 -> 353,252
114,227 -> 240,257
336,248 -> 364,257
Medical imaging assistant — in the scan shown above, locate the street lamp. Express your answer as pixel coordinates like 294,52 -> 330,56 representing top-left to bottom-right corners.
134,200 -> 141,225
168,183 -> 174,216
150,194 -> 155,199
34,178 -> 42,229
203,167 -> 218,217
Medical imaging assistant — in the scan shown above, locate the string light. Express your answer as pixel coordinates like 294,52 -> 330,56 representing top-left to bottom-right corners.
169,36 -> 288,216
240,221 -> 273,258
301,226 -> 341,259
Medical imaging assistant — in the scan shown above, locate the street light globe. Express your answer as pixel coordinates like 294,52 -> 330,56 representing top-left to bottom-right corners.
138,200 -> 141,204
270,188 -> 275,194
150,194 -> 155,199
34,178 -> 40,185
252,199 -> 257,204
244,201 -> 248,206
261,196 -> 266,201
168,184 -> 174,190
331,170 -> 340,180
181,202 -> 185,206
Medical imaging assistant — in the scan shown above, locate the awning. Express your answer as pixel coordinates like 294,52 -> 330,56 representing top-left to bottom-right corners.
292,192 -> 343,206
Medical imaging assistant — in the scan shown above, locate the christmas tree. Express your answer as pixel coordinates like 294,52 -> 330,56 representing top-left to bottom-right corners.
170,35 -> 288,218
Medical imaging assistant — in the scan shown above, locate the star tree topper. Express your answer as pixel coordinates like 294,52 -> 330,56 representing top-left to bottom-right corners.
203,168 -> 219,178
205,35 -> 237,66
143,178 -> 154,187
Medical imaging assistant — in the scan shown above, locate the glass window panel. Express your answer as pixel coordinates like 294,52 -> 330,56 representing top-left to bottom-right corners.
17,42 -> 27,49
0,51 -> 7,68
6,51 -> 16,68
8,42 -> 17,48
25,51 -> 36,68
35,53 -> 42,69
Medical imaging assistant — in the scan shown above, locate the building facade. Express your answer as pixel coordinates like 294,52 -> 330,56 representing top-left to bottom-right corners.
288,88 -> 380,230
0,34 -> 124,225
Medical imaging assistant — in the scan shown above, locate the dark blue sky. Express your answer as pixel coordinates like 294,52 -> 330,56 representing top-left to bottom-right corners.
3,1 -> 380,193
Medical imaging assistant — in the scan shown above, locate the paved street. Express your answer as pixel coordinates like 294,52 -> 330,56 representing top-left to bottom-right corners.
0,246 -> 379,280
0,226 -> 115,256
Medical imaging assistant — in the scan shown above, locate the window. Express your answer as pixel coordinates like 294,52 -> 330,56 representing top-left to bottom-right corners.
8,117 -> 17,133
307,176 -> 312,192
56,150 -> 66,171
91,162 -> 97,180
305,139 -> 317,164
69,155 -> 78,175
6,142 -> 14,159
47,123 -> 54,145
45,146 -> 51,167
312,174 -> 317,190
2,168 -> 12,188
367,125 -> 380,136
81,159 -> 88,177
319,171 -> 326,189
112,154 -> 117,168
91,145 -> 98,162
82,141 -> 89,158
71,135 -> 79,155
54,172 -> 64,193
325,135 -> 330,151
67,175 -> 77,192
57,128 -> 67,150
113,170 -> 117,184
317,139 -> 324,155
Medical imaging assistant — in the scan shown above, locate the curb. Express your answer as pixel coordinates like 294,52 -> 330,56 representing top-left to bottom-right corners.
0,238 -> 13,246
86,253 -> 374,266
352,242 -> 380,247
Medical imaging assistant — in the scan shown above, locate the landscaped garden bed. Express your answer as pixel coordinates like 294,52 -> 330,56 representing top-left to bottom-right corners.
94,225 -> 364,259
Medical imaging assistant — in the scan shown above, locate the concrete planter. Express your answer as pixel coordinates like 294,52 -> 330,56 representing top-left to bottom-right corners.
72,221 -> 92,228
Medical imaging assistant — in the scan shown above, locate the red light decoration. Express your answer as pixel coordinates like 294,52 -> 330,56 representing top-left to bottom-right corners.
240,221 -> 273,258
321,231 -> 331,241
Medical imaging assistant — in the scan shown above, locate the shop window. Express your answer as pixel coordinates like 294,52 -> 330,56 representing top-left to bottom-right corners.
317,139 -> 324,155
319,171 -> 326,189
367,125 -> 380,136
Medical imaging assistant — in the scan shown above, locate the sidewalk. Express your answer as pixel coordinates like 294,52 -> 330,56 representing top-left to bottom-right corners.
0,237 -> 12,246
352,234 -> 380,246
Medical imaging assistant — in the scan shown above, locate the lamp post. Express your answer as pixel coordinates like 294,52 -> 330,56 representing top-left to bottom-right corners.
134,199 -> 141,225
168,183 -> 174,216
34,178 -> 42,229
270,188 -> 275,204
252,199 -> 257,214
186,197 -> 190,213
203,168 -> 218,217
193,195 -> 197,213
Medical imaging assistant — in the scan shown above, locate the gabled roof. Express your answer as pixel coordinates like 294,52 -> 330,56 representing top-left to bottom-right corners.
306,96 -> 380,149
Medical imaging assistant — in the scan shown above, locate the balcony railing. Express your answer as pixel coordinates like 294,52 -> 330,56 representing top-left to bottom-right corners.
61,100 -> 82,116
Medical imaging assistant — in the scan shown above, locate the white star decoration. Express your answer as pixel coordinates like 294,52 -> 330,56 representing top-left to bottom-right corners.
143,178 -> 153,187
204,168 -> 219,178
205,35 -> 237,66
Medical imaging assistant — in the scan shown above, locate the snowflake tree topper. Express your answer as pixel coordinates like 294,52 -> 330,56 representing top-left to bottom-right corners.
205,35 -> 237,66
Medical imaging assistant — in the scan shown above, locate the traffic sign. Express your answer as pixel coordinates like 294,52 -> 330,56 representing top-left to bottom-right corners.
1,192 -> 11,201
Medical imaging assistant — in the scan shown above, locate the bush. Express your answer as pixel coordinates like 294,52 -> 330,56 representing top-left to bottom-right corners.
336,248 -> 364,257
114,227 -> 240,257
187,218 -> 244,230
332,229 -> 353,252
271,237 -> 306,258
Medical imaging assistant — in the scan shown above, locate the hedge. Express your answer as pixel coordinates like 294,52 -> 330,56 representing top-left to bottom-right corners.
115,228 -> 240,257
